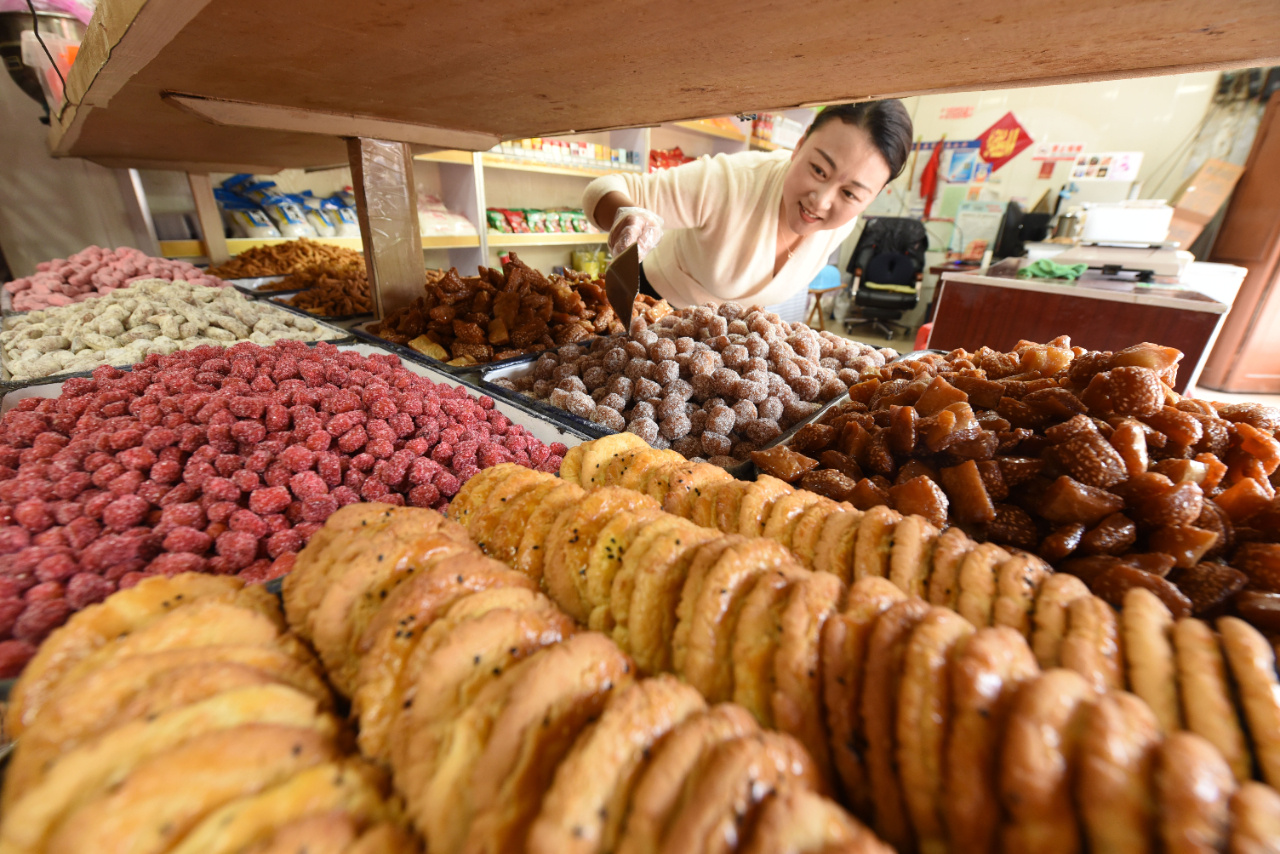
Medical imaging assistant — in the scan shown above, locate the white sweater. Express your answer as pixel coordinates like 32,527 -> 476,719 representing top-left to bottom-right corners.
584,151 -> 855,309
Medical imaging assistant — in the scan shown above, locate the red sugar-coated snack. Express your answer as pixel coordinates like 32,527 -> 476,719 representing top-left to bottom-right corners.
13,499 -> 53,533
117,446 -> 157,471
136,481 -> 169,505
117,571 -> 150,589
248,486 -> 292,515
0,526 -> 31,555
265,528 -> 302,559
25,581 -> 64,602
360,478 -> 389,501
231,469 -> 261,492
213,454 -> 244,477
0,640 -> 37,678
0,341 -> 563,669
331,486 -> 360,507
301,496 -> 337,523
279,445 -> 315,473
206,501 -> 238,524
262,465 -> 292,488
150,459 -> 182,484
35,552 -> 78,583
203,477 -> 241,503
66,573 -> 114,609
215,530 -> 258,570
163,526 -> 213,554
146,553 -> 207,576
64,517 -> 101,550
289,471 -> 328,500
14,599 -> 72,643
107,470 -> 145,497
295,522 -> 323,540
0,600 -> 25,636
228,510 -> 268,539
102,495 -> 149,531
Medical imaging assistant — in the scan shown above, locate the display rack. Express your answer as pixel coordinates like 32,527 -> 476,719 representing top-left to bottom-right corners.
44,0 -> 1278,313
156,234 -> 481,259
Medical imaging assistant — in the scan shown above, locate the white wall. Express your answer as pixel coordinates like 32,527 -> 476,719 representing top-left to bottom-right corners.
867,70 -> 1220,219
0,72 -> 144,278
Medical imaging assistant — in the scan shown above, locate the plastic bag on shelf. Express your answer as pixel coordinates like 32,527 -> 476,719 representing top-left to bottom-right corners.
0,0 -> 94,23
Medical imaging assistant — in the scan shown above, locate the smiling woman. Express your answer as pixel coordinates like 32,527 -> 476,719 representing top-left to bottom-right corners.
584,101 -> 912,310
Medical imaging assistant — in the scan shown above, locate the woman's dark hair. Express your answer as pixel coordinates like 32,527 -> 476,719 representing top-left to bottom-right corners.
807,100 -> 914,182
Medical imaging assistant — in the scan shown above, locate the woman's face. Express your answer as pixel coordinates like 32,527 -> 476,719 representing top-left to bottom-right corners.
780,120 -> 892,236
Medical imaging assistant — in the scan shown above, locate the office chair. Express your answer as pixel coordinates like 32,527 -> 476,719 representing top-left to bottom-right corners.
843,217 -> 927,340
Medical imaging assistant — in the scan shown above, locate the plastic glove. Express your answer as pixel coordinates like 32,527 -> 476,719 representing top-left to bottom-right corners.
609,207 -> 664,261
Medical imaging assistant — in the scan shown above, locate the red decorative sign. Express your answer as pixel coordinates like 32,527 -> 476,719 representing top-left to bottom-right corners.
939,105 -> 975,120
976,112 -> 1033,173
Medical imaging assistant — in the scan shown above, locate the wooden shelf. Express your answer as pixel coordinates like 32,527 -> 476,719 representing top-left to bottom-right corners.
749,137 -> 788,152
415,150 -> 475,166
46,0 -> 1275,171
159,235 -> 479,258
417,150 -> 639,179
671,120 -> 746,143
486,232 -> 608,248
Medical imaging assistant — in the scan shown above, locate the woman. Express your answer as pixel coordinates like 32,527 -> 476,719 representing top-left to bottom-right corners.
584,100 -> 912,309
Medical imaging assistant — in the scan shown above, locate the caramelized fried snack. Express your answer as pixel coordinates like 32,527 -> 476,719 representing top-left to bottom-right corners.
1228,783 -> 1280,853
1078,691 -> 1161,854
1173,618 -> 1251,783
1154,732 -> 1235,854
351,559 -> 538,760
897,608 -> 974,854
732,566 -> 808,726
822,578 -> 906,814
1122,588 -> 1182,733
772,571 -> 846,787
676,538 -> 780,702
7,575 -> 246,735
617,705 -> 759,854
662,731 -> 821,854
862,598 -> 931,851
945,627 -> 1039,854
999,669 -> 1094,854
524,677 -> 705,854
741,789 -> 893,854
752,446 -> 820,483
1060,594 -> 1123,694
1219,617 -> 1280,788
1030,573 -> 1092,670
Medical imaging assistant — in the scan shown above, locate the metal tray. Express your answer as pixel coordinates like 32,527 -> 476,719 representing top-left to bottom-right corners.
227,276 -> 301,298
0,306 -> 354,389
478,354 -> 849,478
347,320 -> 549,379
0,342 -> 589,452
266,295 -> 374,325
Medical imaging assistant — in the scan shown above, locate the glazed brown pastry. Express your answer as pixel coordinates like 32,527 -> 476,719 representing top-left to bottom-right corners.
751,338 -> 1280,632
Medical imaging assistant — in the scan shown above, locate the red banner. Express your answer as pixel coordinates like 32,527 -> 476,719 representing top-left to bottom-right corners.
977,112 -> 1032,172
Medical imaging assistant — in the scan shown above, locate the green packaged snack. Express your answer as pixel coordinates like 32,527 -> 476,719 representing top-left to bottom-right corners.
543,210 -> 562,233
558,211 -> 576,232
525,210 -> 547,233
486,209 -> 512,233
570,211 -> 589,233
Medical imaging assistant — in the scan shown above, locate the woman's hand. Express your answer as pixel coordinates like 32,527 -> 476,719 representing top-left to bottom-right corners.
609,206 -> 664,261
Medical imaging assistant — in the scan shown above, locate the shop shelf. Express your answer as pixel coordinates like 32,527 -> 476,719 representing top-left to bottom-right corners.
417,150 -> 638,179
159,235 -> 479,259
670,120 -> 747,143
486,232 -> 608,248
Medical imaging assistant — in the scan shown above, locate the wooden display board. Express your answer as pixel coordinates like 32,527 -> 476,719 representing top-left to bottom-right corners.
48,0 -> 1280,171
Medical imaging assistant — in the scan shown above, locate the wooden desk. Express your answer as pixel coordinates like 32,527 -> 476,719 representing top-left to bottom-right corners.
926,265 -> 1230,393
